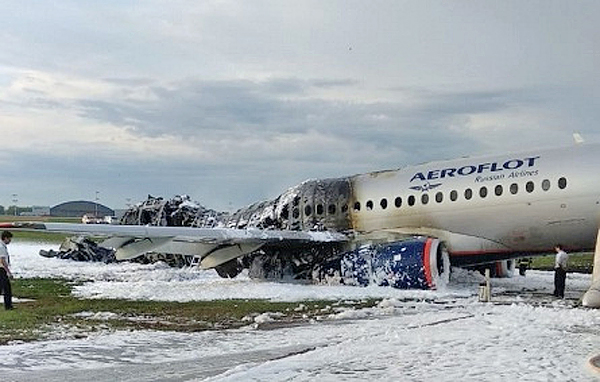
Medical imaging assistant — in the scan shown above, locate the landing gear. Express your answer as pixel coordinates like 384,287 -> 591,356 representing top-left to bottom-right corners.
582,229 -> 600,308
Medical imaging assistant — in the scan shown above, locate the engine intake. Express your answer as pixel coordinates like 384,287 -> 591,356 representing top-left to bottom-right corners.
340,237 -> 450,289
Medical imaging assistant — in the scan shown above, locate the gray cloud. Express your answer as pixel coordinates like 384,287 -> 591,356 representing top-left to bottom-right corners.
75,78 -> 501,136
1,1 -> 599,210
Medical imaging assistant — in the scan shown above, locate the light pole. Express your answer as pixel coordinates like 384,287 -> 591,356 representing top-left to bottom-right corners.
11,194 -> 18,216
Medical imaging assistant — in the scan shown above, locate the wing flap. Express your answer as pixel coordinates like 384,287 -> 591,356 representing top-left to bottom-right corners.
200,243 -> 264,269
113,237 -> 174,260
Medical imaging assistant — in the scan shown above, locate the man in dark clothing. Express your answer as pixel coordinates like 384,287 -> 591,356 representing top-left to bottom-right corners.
0,231 -> 13,310
553,244 -> 568,298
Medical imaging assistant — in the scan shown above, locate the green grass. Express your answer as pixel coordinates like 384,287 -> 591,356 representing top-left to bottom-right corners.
529,252 -> 594,273
0,278 -> 378,344
12,231 -> 70,244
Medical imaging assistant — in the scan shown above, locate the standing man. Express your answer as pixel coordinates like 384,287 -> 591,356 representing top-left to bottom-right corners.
0,231 -> 13,310
553,244 -> 569,298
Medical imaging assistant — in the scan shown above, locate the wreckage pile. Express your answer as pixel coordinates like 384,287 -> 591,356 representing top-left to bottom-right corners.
40,236 -> 116,263
119,194 -> 229,228
39,236 -> 194,267
41,180 -> 351,278
40,195 -> 223,267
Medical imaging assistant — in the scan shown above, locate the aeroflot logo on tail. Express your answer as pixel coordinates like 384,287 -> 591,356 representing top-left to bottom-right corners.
409,156 -> 540,182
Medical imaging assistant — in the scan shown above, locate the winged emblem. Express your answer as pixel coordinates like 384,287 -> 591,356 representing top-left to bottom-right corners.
409,182 -> 443,192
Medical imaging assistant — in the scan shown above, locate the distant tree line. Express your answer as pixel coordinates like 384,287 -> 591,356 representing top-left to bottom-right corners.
0,206 -> 38,216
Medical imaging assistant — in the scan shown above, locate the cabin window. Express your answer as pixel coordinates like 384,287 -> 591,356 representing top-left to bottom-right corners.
408,195 -> 416,206
394,197 -> 402,208
380,198 -> 388,209
542,179 -> 551,191
464,188 -> 473,200
510,183 -> 518,195
435,192 -> 443,203
366,200 -> 374,210
421,194 -> 429,205
293,208 -> 300,219
341,204 -> 348,213
317,204 -> 324,215
558,177 -> 567,189
526,181 -> 534,193
304,205 -> 312,216
450,190 -> 458,201
328,204 -> 336,215
354,202 -> 361,211
495,185 -> 503,196
479,186 -> 488,198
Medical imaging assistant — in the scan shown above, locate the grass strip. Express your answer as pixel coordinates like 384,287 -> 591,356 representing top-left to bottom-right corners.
529,252 -> 594,273
0,278 -> 378,345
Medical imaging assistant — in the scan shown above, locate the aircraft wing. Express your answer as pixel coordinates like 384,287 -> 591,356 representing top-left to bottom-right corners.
0,222 -> 349,269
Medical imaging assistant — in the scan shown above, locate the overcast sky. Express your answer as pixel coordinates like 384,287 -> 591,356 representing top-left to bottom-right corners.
0,1 -> 599,211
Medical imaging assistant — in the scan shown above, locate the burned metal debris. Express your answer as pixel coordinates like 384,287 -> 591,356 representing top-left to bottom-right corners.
222,177 -> 353,232
41,177 -> 354,280
119,178 -> 353,233
39,236 -> 195,268
40,237 -> 116,263
119,194 -> 227,228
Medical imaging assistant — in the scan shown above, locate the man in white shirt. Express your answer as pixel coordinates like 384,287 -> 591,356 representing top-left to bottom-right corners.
553,244 -> 568,298
0,231 -> 13,310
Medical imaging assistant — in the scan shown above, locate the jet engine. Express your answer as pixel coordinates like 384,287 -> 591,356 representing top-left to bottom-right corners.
339,238 -> 450,289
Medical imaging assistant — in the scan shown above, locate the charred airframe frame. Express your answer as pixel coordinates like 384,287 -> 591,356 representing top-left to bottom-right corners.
27,142 -> 600,300
50,176 -> 446,289
115,179 -> 361,281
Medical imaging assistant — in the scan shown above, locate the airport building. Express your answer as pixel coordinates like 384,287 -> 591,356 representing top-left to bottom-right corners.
50,201 -> 115,218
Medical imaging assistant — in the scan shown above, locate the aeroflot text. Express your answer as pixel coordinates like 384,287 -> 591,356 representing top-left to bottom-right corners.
409,156 -> 540,182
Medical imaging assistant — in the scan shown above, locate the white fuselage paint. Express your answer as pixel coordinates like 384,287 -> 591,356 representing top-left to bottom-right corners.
348,144 -> 600,257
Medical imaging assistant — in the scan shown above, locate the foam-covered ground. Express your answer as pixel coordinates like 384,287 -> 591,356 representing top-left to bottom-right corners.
1,241 -> 598,381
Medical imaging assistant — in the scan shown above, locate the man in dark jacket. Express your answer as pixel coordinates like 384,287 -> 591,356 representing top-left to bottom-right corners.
553,244 -> 569,298
0,231 -> 13,310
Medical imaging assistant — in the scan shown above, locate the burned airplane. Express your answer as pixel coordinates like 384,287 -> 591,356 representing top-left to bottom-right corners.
3,143 -> 600,306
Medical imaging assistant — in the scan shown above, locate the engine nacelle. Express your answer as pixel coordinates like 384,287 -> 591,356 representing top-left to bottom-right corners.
340,238 -> 450,289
